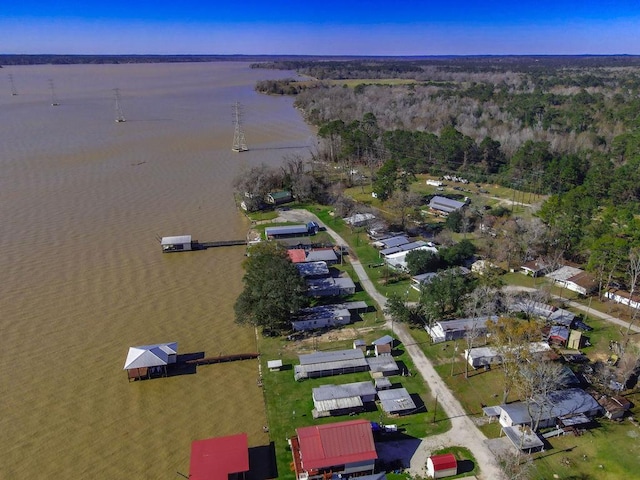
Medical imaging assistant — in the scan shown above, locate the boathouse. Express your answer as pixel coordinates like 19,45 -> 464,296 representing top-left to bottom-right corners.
123,342 -> 178,381
161,235 -> 192,252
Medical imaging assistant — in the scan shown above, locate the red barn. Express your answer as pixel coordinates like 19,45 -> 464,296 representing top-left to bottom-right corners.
427,453 -> 457,479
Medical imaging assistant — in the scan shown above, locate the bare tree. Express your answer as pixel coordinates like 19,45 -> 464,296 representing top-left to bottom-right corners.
388,190 -> 422,230
487,316 -> 543,403
233,164 -> 282,211
517,361 -> 567,431
463,286 -> 501,378
496,450 -> 533,480
624,248 -> 640,337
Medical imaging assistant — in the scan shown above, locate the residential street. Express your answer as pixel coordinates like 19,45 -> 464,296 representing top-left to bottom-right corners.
276,210 -> 507,479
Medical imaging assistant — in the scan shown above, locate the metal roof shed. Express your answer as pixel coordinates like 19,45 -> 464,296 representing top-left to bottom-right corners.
427,453 -> 458,478
377,387 -> 417,415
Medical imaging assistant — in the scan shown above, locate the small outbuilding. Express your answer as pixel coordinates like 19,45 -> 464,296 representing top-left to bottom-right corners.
377,387 -> 417,416
426,453 -> 457,478
267,359 -> 283,372
161,235 -> 192,253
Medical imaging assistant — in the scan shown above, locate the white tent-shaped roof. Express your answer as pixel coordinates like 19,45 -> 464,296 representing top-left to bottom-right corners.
123,342 -> 178,370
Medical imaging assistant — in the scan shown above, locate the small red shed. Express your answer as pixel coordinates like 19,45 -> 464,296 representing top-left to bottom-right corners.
427,453 -> 457,479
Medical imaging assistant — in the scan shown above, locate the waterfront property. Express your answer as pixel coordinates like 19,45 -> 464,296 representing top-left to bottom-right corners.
291,301 -> 368,332
264,222 -> 319,239
123,342 -> 178,381
161,235 -> 192,252
312,381 -> 377,418
189,433 -> 249,480
289,419 -> 377,480
294,349 -> 369,381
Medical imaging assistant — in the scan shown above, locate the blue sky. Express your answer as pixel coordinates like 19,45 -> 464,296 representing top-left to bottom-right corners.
2,1 -> 639,55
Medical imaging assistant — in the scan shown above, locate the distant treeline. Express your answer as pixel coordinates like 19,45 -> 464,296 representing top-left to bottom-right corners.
252,55 -> 640,79
0,54 -> 324,66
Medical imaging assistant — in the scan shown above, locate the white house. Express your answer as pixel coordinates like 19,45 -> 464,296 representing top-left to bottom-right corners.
605,289 -> 640,310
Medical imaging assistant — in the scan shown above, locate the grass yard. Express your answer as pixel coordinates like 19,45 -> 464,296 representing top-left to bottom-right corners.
529,412 -> 640,480
257,325 -> 451,480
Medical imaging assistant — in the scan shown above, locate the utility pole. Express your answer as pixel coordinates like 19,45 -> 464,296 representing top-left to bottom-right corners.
49,79 -> 59,106
8,74 -> 17,96
232,101 -> 248,152
113,88 -> 126,123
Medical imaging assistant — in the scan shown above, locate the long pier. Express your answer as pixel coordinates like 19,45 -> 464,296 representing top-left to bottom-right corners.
185,352 -> 259,365
194,240 -> 246,250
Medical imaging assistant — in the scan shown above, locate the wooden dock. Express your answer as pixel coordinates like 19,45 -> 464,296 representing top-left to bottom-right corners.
185,352 -> 259,365
193,240 -> 246,250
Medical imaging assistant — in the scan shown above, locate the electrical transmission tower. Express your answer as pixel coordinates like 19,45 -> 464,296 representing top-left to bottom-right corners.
113,88 -> 126,123
49,79 -> 59,106
8,74 -> 17,96
231,101 -> 248,152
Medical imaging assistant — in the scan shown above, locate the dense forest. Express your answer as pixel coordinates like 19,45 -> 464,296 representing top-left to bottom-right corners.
253,56 -> 640,288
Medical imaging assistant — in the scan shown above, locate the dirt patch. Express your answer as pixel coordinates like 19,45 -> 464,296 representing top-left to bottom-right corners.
283,326 -> 378,354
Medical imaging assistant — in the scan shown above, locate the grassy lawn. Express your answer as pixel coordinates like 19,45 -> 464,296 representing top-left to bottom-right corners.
257,324 -> 451,479
528,411 -> 640,480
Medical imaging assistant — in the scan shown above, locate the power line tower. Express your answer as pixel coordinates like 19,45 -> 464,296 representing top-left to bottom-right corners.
49,79 -> 59,106
231,101 -> 248,152
113,88 -> 126,123
8,74 -> 17,96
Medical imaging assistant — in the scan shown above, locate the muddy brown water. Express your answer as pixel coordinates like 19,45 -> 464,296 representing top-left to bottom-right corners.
0,62 -> 314,478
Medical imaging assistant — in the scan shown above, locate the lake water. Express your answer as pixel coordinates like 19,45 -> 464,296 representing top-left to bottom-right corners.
0,62 -> 314,478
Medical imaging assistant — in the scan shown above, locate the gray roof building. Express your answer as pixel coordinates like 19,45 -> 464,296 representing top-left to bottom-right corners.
306,275 -> 356,297
312,381 -> 377,416
296,261 -> 330,278
428,196 -> 466,215
294,349 -> 369,381
378,387 -> 417,415
497,388 -> 602,429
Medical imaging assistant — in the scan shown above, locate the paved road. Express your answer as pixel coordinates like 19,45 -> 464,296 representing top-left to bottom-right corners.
277,210 -> 506,479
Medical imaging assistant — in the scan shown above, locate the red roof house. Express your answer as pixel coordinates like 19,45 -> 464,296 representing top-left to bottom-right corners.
290,419 -> 377,479
288,249 -> 307,263
189,433 -> 249,480
427,453 -> 457,479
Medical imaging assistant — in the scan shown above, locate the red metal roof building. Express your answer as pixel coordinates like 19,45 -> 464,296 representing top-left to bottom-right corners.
288,249 -> 307,263
290,419 -> 377,479
426,453 -> 458,479
189,433 -> 249,480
